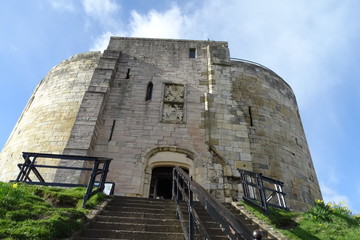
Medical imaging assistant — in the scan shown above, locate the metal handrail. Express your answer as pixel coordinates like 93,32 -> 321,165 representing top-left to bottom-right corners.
239,169 -> 288,213
173,166 -> 257,240
12,152 -> 113,207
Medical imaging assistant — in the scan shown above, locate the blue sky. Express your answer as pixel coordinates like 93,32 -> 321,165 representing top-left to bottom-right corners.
1,0 -> 359,213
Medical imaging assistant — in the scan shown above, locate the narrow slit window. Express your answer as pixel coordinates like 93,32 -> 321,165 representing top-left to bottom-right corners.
248,106 -> 254,127
125,68 -> 131,79
189,48 -> 196,58
108,120 -> 116,141
146,82 -> 153,101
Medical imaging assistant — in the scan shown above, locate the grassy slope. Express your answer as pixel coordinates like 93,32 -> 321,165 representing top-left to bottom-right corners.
2,181 -> 359,240
0,182 -> 105,240
242,200 -> 360,240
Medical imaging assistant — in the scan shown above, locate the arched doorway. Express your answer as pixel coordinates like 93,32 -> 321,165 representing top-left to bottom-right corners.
149,166 -> 189,199
142,147 -> 196,198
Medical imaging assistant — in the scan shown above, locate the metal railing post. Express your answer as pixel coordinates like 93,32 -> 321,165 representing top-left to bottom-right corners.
98,161 -> 110,192
188,176 -> 194,240
83,160 -> 100,207
16,154 -> 30,182
19,154 -> 36,182
257,173 -> 268,213
172,168 -> 176,200
176,172 -> 181,205
174,169 -> 181,220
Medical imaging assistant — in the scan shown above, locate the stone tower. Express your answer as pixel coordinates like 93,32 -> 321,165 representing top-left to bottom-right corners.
0,37 -> 321,211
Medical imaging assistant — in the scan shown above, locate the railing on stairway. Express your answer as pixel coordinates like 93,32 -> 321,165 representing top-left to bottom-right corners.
239,169 -> 289,213
12,152 -> 113,207
172,166 -> 260,240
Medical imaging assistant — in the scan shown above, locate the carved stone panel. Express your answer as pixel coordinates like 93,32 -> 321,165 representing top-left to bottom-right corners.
162,84 -> 185,123
164,84 -> 184,102
162,103 -> 184,122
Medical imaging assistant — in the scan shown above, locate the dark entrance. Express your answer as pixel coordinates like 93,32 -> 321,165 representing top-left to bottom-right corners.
149,166 -> 188,199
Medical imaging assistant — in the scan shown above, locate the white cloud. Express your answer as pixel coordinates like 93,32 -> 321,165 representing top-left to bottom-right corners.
89,31 -> 125,51
320,182 -> 351,206
82,0 -> 123,51
48,0 -> 75,12
321,182 -> 360,213
82,0 -> 120,28
88,4 -> 190,51
90,32 -> 113,51
82,0 -> 119,17
129,6 -> 189,39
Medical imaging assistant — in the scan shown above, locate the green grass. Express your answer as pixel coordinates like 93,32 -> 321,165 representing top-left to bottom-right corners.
241,200 -> 360,240
0,182 -> 106,240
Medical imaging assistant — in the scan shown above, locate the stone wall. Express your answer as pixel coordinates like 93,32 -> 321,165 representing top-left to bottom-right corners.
0,37 -> 321,211
0,52 -> 101,182
92,38 -> 218,196
230,61 -> 321,210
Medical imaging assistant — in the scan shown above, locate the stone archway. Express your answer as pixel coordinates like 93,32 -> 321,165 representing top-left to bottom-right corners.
142,147 -> 196,198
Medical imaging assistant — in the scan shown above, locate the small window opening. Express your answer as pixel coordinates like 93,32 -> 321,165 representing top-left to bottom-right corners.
125,68 -> 131,79
189,48 -> 196,58
146,82 -> 153,101
108,120 -> 116,141
248,106 -> 254,127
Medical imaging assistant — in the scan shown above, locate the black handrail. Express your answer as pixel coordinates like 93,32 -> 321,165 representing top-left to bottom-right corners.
239,169 -> 288,213
173,166 -> 258,240
12,152 -> 112,207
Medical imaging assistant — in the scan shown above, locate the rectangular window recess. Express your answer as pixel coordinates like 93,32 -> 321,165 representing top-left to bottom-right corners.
189,48 -> 196,58
125,68 -> 131,79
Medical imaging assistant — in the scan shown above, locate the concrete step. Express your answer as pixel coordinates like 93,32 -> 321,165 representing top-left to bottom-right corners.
88,222 -> 182,232
94,215 -> 181,225
109,196 -> 169,204
78,230 -> 230,240
80,229 -> 185,240
75,236 -> 229,240
74,238 -> 128,240
98,210 -> 177,219
106,201 -> 165,208
103,205 -> 173,214
106,200 -> 170,209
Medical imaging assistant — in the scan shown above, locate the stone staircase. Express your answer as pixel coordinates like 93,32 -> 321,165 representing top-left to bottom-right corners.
73,196 -> 183,240
72,196 -> 279,240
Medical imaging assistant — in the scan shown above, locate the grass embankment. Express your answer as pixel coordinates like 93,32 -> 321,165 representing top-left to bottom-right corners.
242,200 -> 360,240
0,182 -> 105,240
